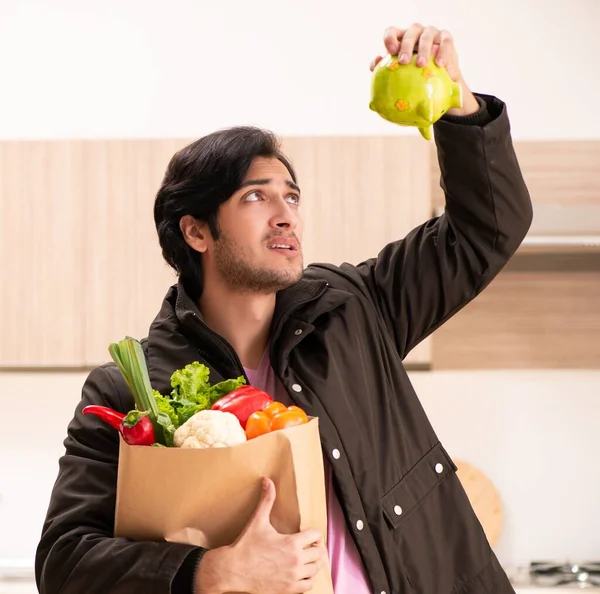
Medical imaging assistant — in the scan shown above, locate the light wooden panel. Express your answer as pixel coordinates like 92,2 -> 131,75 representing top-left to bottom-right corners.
282,137 -> 431,267
80,139 -> 186,365
430,141 -> 600,211
1,136 -> 432,368
0,142 -> 86,366
0,139 -> 188,367
432,267 -> 600,369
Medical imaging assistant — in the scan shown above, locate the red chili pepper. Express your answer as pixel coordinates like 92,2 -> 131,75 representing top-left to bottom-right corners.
82,405 -> 156,446
83,404 -> 124,430
211,386 -> 273,429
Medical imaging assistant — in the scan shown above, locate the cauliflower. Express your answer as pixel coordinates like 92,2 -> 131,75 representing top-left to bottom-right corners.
173,410 -> 247,449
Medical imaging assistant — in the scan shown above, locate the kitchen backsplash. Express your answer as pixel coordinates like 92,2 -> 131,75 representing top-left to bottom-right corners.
1,368 -> 599,569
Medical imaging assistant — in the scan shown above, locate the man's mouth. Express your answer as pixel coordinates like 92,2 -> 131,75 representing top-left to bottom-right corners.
267,238 -> 299,252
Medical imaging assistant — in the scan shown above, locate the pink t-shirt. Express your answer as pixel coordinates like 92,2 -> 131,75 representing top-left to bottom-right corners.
244,350 -> 372,594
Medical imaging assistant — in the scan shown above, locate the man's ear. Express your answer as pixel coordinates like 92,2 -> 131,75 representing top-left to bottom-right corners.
179,215 -> 209,253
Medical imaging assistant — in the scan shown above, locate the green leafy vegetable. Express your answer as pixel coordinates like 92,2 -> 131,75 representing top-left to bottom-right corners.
208,377 -> 248,399
109,338 -> 159,419
176,403 -> 207,425
170,362 -> 211,403
109,337 -> 170,444
109,338 -> 246,446
169,362 -> 246,411
154,390 -> 179,427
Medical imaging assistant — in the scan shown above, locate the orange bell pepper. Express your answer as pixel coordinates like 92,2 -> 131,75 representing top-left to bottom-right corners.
245,402 -> 309,440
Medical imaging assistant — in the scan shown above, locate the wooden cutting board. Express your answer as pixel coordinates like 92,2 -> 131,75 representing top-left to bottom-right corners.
455,459 -> 504,547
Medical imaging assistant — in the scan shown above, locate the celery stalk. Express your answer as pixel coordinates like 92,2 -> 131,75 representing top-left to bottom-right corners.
109,337 -> 175,446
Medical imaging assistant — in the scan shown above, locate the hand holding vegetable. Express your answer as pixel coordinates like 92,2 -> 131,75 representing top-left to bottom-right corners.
195,478 -> 326,594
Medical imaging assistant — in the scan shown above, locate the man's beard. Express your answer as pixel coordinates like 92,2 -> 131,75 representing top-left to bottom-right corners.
213,232 -> 303,295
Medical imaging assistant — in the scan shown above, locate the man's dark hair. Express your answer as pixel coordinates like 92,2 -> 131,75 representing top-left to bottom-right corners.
154,126 -> 297,299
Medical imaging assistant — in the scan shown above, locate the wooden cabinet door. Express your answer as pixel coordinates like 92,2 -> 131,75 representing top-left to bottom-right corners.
429,140 -> 600,370
0,141 -> 86,367
79,140 -> 183,366
0,136 -> 432,368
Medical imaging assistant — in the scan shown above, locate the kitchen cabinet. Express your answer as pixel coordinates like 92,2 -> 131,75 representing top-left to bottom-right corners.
431,252 -> 600,369
0,139 -> 179,368
0,136 -> 431,369
429,140 -> 600,214
0,141 -> 86,367
429,139 -> 600,370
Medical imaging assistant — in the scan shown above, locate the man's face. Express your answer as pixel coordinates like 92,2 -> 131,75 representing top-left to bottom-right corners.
203,156 -> 304,295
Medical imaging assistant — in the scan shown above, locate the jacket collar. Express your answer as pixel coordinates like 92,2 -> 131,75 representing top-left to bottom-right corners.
145,273 -> 352,388
173,273 -> 351,332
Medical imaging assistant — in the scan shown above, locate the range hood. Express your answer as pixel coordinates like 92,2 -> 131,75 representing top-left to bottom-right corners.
520,203 -> 600,252
434,203 -> 600,253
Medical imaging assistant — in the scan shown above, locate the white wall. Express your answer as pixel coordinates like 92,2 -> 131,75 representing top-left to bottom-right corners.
0,0 -> 598,140
1,370 -> 599,569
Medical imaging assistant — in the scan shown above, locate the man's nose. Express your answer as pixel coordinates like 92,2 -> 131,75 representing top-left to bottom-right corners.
270,199 -> 298,230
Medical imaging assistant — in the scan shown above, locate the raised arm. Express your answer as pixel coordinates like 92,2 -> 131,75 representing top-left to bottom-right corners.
343,25 -> 533,359
358,95 -> 532,358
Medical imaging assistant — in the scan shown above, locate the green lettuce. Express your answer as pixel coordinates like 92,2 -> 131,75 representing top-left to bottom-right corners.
150,362 -> 247,429
169,362 -> 246,410
170,361 -> 211,402
154,390 -> 179,427
207,376 -> 247,399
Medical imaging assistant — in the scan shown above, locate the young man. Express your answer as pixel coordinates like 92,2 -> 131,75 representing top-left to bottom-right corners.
36,23 -> 532,594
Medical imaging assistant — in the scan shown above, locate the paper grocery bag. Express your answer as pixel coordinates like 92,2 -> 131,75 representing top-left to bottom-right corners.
114,417 -> 334,594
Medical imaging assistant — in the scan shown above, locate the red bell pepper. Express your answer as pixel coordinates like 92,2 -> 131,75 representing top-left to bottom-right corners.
82,404 -> 156,446
211,386 -> 273,429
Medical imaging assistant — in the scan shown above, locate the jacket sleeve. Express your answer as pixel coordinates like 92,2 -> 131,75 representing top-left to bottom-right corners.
35,365 -> 204,594
348,94 -> 533,359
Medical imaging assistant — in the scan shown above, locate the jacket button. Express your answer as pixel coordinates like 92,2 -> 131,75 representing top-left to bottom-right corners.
435,463 -> 444,473
356,519 -> 364,531
294,329 -> 303,335
292,384 -> 302,393
332,449 -> 341,459
393,505 -> 402,516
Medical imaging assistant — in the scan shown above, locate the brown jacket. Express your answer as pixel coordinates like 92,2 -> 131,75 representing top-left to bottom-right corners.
35,93 -> 532,594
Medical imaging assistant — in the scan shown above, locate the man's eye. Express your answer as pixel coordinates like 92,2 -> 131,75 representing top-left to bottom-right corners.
286,195 -> 300,205
244,191 -> 262,202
